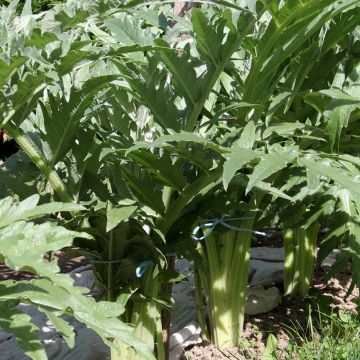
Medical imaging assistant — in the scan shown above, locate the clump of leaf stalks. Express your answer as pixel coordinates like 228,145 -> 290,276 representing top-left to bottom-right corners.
0,0 -> 360,359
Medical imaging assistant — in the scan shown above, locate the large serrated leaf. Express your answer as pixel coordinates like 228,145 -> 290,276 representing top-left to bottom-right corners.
238,120 -> 256,149
24,29 -> 58,49
106,204 -> 137,232
245,0 -> 360,103
0,195 -> 85,228
128,150 -> 187,191
0,305 -> 48,360
263,122 -> 305,139
39,307 -> 75,349
154,39 -> 204,105
0,56 -> 27,88
121,167 -> 165,215
246,145 -> 299,194
298,156 -> 360,198
191,9 -> 225,62
320,89 -> 360,152
223,148 -> 260,190
41,75 -> 118,166
0,194 -> 155,360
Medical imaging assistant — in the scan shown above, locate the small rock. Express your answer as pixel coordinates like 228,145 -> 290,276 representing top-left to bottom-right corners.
246,286 -> 282,315
69,265 -> 98,296
320,249 -> 341,270
250,247 -> 284,262
250,260 -> 284,287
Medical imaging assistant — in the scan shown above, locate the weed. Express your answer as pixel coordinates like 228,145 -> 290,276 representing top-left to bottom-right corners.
284,306 -> 360,360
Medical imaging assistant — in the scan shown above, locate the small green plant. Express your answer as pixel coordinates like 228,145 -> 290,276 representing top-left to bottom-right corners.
263,333 -> 278,360
284,307 -> 360,360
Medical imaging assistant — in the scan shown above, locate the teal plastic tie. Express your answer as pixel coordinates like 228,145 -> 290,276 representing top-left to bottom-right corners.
191,216 -> 270,241
135,260 -> 153,278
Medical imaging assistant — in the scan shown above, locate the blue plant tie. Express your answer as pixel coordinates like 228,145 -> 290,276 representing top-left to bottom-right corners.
191,216 -> 270,241
135,260 -> 153,278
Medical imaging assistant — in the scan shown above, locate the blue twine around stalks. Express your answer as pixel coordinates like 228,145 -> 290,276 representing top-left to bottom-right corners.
191,216 -> 271,241
90,259 -> 153,278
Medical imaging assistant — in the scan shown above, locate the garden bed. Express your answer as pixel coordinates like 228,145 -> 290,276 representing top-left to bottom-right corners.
184,269 -> 358,360
1,251 -> 357,360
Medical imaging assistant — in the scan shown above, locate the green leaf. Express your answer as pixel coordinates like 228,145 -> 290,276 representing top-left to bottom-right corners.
0,194 -> 39,228
121,167 -> 165,215
262,333 -> 277,360
337,189 -> 360,288
245,0 -> 360,103
0,56 -> 27,89
320,89 -> 360,103
39,307 -> 75,349
265,91 -> 294,125
55,10 -> 89,31
113,58 -> 182,131
255,180 -> 294,202
24,29 -> 58,48
126,132 -> 225,155
214,102 -> 264,123
154,39 -> 202,105
0,195 -> 155,360
0,195 -> 85,228
298,156 -> 360,198
191,8 -> 225,62
238,120 -> 256,149
12,73 -> 47,114
263,122 -> 305,139
106,204 -> 137,232
321,89 -> 360,152
41,75 -> 118,165
306,166 -> 320,191
0,305 -> 48,360
246,145 -> 299,194
160,268 -> 187,283
223,148 -> 260,190
54,49 -> 97,76
105,15 -> 153,46
21,202 -> 86,220
129,150 -> 187,190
